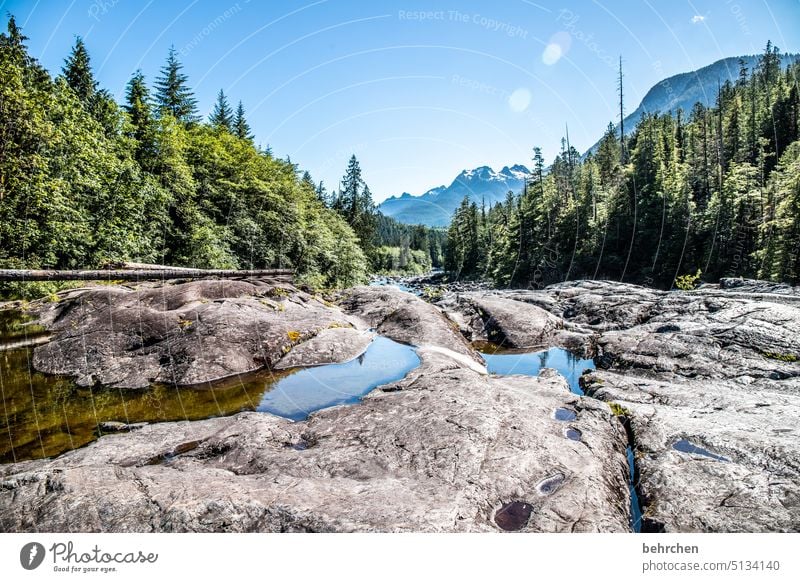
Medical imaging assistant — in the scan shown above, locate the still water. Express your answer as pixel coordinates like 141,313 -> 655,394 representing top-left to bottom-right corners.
474,342 -> 595,395
258,335 -> 420,420
0,310 -> 419,462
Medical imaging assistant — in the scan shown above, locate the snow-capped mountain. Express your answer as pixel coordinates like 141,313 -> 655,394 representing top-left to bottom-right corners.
378,164 -> 530,227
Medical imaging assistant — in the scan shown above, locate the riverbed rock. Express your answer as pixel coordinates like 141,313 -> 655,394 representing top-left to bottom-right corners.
582,371 -> 800,532
0,349 -> 631,533
434,279 -> 800,532
449,294 -> 563,348
273,327 -> 374,370
718,277 -> 800,295
31,279 -> 359,389
338,286 -> 482,362
7,276 -> 800,533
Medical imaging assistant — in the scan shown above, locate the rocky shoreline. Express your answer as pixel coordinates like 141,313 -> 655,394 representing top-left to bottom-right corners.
1,277 -> 798,532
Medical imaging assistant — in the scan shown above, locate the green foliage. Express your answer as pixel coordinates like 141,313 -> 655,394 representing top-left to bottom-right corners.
445,42 -> 800,288
62,37 -> 96,104
332,155 -> 377,258
608,402 -> 631,417
0,18 -> 369,298
372,246 -> 431,275
373,214 -> 444,269
675,269 -> 702,291
209,89 -> 233,131
154,46 -> 199,123
233,100 -> 253,141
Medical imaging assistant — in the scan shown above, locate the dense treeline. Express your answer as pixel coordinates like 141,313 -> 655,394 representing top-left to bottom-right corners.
373,214 -> 445,274
0,17 -> 370,296
446,42 -> 800,288
319,154 -> 444,275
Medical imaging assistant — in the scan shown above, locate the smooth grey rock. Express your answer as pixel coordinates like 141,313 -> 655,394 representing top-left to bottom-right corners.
450,294 -> 563,348
582,371 -> 800,532
338,286 -> 481,362
31,280 -> 358,388
719,278 -> 800,295
10,277 -> 800,533
274,327 -> 372,370
437,279 -> 800,532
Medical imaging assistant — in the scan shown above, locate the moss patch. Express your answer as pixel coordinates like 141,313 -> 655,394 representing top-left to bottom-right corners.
763,351 -> 799,362
608,402 -> 631,417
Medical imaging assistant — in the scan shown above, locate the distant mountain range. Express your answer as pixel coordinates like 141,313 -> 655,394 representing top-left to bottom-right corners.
378,165 -> 530,227
379,52 -> 800,227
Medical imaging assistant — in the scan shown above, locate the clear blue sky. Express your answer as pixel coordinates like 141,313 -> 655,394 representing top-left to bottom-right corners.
3,0 -> 799,201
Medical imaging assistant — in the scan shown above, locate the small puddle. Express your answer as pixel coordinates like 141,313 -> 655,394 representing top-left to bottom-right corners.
494,501 -> 533,531
627,445 -> 643,532
565,427 -> 582,441
536,473 -> 565,496
672,439 -> 730,462
553,408 -> 577,422
257,336 -> 420,421
0,309 -> 420,462
474,343 -> 594,395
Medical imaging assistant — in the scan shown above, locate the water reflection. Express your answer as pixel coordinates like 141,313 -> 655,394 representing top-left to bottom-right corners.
474,342 -> 595,395
258,336 -> 420,421
0,310 -> 420,462
0,339 -> 286,463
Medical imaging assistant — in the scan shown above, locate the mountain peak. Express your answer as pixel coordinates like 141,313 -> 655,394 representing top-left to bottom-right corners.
378,163 -> 530,227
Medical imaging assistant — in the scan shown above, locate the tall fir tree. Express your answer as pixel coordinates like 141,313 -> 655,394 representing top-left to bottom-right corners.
335,155 -> 377,258
124,70 -> 157,166
233,100 -> 253,140
209,89 -> 233,131
62,37 -> 96,103
154,46 -> 198,123
0,15 -> 27,64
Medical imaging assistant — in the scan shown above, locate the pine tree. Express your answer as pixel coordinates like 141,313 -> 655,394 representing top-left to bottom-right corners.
62,37 -> 96,103
335,155 -> 377,258
233,100 -> 253,140
124,70 -> 156,166
300,171 -> 315,190
340,155 -> 363,224
0,15 -> 28,63
209,89 -> 233,131
315,181 -> 328,206
154,46 -> 198,123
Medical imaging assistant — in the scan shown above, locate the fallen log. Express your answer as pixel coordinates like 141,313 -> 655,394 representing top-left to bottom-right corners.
0,268 -> 294,282
103,261 -> 199,272
0,334 -> 51,351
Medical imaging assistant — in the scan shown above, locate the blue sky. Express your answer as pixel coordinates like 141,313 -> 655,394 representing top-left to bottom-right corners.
3,0 -> 799,201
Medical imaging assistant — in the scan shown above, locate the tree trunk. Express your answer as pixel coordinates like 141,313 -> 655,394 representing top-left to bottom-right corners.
0,268 -> 294,282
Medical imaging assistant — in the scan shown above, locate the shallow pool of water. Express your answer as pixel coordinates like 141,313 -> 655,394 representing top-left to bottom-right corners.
0,346 -> 288,463
0,309 -> 420,462
475,343 -> 595,395
258,336 -> 420,421
672,439 -> 729,462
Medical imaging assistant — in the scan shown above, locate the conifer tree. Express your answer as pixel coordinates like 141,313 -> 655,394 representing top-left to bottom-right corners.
154,46 -> 198,123
209,89 -> 233,131
62,37 -> 96,103
233,100 -> 253,140
124,70 -> 156,166
0,15 -> 28,64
